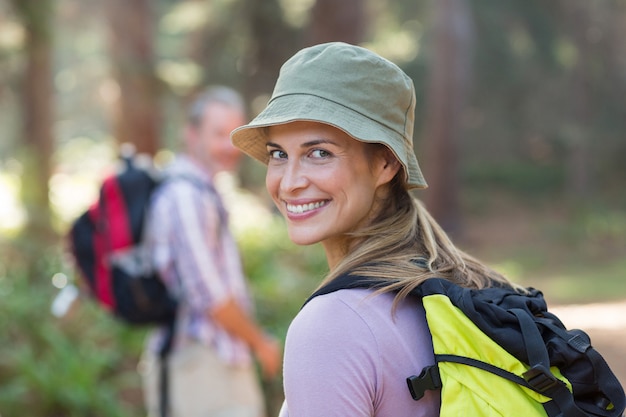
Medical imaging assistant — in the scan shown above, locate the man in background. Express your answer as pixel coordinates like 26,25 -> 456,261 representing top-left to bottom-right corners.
141,86 -> 281,417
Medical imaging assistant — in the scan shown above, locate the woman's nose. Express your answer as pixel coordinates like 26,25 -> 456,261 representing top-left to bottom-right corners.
280,159 -> 309,193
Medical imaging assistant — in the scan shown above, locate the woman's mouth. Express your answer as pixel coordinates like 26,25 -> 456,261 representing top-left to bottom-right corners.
286,200 -> 329,214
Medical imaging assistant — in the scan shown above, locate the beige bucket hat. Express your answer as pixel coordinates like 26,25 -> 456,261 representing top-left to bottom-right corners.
231,42 -> 427,189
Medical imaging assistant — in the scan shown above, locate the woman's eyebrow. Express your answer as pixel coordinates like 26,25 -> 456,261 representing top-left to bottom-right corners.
266,138 -> 338,149
302,138 -> 336,147
266,141 -> 283,149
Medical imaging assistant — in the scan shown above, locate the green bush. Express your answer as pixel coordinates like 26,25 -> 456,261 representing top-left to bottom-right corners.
0,253 -> 146,417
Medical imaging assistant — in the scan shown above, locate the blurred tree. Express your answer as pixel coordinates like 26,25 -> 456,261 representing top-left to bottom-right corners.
242,0 -> 298,102
464,1 -> 560,168
105,0 -> 161,155
560,0 -> 592,198
420,0 -> 474,235
462,0 -> 626,198
556,0 -> 626,199
163,0 -> 296,113
183,0 -> 246,89
307,0 -> 367,45
9,0 -> 56,244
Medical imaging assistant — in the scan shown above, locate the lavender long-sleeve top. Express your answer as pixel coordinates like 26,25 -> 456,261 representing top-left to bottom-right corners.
278,288 -> 440,417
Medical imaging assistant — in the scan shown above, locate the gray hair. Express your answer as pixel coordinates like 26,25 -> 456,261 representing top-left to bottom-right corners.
187,86 -> 245,126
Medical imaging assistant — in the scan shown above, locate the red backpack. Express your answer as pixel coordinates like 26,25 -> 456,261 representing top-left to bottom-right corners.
69,154 -> 177,326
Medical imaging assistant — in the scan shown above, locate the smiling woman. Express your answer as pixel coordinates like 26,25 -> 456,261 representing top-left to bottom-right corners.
230,42 -> 521,417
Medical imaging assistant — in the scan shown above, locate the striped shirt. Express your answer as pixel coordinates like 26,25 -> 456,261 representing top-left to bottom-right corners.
145,155 -> 252,365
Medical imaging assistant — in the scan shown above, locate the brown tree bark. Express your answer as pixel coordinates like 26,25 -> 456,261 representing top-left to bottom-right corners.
11,0 -> 55,241
420,0 -> 474,236
105,0 -> 161,156
307,0 -> 367,46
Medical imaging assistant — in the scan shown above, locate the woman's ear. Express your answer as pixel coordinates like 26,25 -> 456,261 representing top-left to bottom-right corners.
375,148 -> 402,187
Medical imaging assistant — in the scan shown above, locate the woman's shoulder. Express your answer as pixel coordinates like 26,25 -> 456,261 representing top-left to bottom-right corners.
291,288 -> 427,348
290,288 -> 380,336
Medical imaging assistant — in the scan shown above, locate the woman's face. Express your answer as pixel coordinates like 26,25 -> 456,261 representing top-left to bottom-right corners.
265,121 -> 398,263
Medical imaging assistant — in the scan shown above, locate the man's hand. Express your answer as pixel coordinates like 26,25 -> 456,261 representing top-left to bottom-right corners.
251,334 -> 282,379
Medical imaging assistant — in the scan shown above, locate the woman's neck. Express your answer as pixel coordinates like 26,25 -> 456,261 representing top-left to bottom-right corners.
322,238 -> 350,271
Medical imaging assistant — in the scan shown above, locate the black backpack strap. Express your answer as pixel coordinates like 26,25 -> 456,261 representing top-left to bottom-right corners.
304,259 -> 428,307
508,309 -> 586,417
303,273 -> 390,307
582,349 -> 626,416
158,318 -> 176,417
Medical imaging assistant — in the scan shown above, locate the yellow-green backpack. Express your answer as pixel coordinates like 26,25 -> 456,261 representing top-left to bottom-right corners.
308,274 -> 625,417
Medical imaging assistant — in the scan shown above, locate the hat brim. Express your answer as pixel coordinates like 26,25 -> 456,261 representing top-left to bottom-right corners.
231,94 -> 427,189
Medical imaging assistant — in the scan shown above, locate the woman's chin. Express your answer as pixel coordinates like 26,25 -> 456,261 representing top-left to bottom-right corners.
287,232 -> 320,247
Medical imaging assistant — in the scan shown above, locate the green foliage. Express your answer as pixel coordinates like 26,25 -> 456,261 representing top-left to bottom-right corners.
10,0 -> 55,39
464,161 -> 564,195
0,252 -> 146,417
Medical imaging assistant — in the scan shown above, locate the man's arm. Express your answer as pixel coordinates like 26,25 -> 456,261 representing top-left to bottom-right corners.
210,297 -> 282,379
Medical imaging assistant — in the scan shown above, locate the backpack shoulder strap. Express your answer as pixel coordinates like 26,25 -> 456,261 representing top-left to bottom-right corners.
303,273 -> 393,307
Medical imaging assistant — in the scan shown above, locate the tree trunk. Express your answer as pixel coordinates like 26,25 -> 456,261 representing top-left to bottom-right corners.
12,0 -> 55,243
420,0 -> 474,236
241,0 -> 297,102
560,0 -> 593,199
307,0 -> 367,46
105,0 -> 161,156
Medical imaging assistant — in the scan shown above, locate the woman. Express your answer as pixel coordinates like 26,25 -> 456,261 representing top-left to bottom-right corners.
231,42 -> 515,417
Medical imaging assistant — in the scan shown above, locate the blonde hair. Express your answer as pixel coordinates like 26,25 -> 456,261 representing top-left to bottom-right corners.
319,172 -> 521,306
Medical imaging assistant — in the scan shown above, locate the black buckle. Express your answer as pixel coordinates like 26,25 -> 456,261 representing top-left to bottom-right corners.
523,365 -> 561,394
407,365 -> 442,401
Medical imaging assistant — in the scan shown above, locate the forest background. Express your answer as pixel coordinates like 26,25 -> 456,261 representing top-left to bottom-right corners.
0,0 -> 625,416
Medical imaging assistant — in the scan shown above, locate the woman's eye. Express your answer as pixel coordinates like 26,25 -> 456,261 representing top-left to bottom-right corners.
268,149 -> 287,160
310,149 -> 330,158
